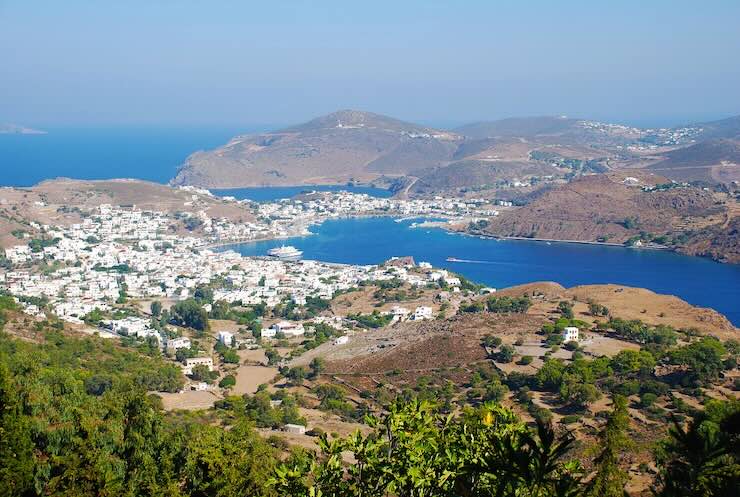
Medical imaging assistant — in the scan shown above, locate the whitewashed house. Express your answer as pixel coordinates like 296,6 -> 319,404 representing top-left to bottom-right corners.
167,336 -> 191,352
183,357 -> 213,375
562,326 -> 580,343
413,306 -> 433,321
284,423 -> 307,435
270,320 -> 305,337
217,331 -> 234,346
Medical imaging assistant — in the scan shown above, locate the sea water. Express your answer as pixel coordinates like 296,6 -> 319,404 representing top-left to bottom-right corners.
220,217 -> 740,326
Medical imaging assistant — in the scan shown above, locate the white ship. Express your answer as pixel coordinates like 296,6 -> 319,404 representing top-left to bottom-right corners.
267,245 -> 303,261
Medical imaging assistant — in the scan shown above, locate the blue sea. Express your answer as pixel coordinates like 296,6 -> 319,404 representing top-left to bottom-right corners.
221,217 -> 740,326
1,128 -> 738,325
0,126 -> 252,187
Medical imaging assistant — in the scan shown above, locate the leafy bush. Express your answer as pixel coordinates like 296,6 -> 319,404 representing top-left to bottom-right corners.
639,392 -> 658,408
219,374 -> 236,388
560,414 -> 581,424
518,355 -> 534,365
486,296 -> 531,313
495,345 -> 515,363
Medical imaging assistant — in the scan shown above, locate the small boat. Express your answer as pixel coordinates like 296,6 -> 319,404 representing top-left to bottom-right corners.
446,257 -> 463,262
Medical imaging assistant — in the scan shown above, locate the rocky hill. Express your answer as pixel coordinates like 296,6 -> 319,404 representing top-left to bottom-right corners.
171,110 -> 462,188
0,179 -> 255,248
410,160 -> 559,194
172,111 -> 740,191
693,114 -> 740,140
647,138 -> 740,183
454,116 -> 583,139
477,171 -> 739,263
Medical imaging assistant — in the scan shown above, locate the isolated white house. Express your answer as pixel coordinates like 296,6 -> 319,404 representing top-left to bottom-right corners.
413,306 -> 433,320
284,423 -> 307,435
562,326 -> 580,343
217,330 -> 234,346
334,335 -> 349,345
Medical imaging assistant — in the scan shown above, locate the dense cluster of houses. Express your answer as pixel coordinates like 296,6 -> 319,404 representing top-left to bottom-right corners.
1,193 -> 475,334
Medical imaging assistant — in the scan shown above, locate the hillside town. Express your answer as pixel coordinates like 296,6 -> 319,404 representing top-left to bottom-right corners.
0,191 -> 487,352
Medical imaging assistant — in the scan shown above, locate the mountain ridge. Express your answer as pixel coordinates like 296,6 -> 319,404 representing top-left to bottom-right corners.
171,110 -> 740,189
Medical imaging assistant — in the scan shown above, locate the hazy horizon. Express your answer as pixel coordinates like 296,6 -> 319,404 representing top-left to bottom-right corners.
2,1 -> 739,127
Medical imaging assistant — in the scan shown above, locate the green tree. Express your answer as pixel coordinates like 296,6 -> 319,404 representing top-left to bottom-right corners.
269,400 -> 583,497
558,301 -> 574,319
654,400 -> 740,496
0,359 -> 34,496
560,379 -> 601,410
610,349 -> 656,376
669,337 -> 727,385
286,367 -> 307,386
191,364 -> 217,383
171,299 -> 210,334
150,301 -> 162,318
222,348 -> 240,364
486,296 -> 531,313
182,420 -> 277,497
219,375 -> 236,389
309,357 -> 325,378
587,395 -> 630,497
496,344 -> 516,363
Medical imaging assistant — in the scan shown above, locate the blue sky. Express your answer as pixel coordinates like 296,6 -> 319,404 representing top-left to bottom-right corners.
1,0 -> 739,127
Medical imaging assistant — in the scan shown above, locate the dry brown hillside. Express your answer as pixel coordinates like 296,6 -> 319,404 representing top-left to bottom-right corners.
0,179 -> 255,248
171,110 -> 462,188
479,171 -> 739,263
566,284 -> 737,340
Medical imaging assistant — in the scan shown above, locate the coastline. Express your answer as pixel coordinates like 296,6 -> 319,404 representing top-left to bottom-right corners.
206,214 -> 676,255
461,231 -> 669,251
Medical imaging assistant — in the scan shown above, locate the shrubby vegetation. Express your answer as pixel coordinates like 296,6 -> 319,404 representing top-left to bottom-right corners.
459,296 -> 531,314
171,298 -> 210,333
603,317 -> 678,349
486,295 -> 531,313
348,310 -> 393,329
0,328 -> 280,497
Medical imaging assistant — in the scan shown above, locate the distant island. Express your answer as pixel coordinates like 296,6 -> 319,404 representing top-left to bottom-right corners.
0,123 -> 47,135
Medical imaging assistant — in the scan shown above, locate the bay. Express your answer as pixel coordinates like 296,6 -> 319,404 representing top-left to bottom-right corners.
219,216 -> 740,326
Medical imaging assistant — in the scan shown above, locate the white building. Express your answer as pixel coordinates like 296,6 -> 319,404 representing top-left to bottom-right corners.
284,423 -> 307,435
167,336 -> 191,352
334,335 -> 349,345
183,357 -> 214,375
391,306 -> 410,318
562,326 -> 579,343
270,320 -> 305,337
217,330 -> 234,346
413,306 -> 433,320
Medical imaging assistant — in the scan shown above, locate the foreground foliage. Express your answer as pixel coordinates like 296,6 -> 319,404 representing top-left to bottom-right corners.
0,328 -> 277,497
271,400 -> 584,497
0,303 -> 738,496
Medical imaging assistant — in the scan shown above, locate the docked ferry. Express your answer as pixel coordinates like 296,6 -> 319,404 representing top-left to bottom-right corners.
267,245 -> 303,261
